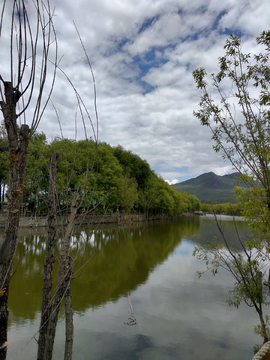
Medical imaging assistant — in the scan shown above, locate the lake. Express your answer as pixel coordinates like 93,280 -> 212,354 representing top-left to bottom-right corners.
6,216 -> 259,360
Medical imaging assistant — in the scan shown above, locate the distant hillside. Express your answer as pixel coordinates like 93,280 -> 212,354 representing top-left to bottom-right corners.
172,172 -> 241,204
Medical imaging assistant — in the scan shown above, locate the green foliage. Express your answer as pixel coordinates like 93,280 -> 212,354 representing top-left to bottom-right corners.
186,193 -> 201,212
193,32 -> 270,190
193,31 -> 270,343
138,174 -> 160,216
193,233 -> 270,342
115,175 -> 138,213
254,316 -> 270,340
156,186 -> 175,216
201,202 -> 242,215
21,135 -> 200,216
113,145 -> 152,189
23,132 -> 49,213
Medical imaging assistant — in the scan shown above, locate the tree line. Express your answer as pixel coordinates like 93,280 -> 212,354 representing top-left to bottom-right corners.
200,202 -> 242,216
0,131 -> 201,217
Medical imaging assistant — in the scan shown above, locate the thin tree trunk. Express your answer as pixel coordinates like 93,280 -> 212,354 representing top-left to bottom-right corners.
43,193 -> 79,360
38,190 -> 79,360
256,304 -> 269,344
1,185 -> 5,210
3,185 -> 5,207
64,256 -> 74,360
0,185 -> 2,211
0,82 -> 29,360
42,260 -> 72,360
37,153 -> 59,360
259,312 -> 268,344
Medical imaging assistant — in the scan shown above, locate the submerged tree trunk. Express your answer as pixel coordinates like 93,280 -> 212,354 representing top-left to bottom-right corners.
37,157 -> 79,360
42,193 -> 79,360
0,82 -> 29,360
64,256 -> 74,360
2,185 -> 6,210
0,185 -> 2,212
37,153 -> 59,360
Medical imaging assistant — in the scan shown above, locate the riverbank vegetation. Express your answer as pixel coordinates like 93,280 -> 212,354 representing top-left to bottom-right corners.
200,202 -> 242,216
0,130 -> 201,217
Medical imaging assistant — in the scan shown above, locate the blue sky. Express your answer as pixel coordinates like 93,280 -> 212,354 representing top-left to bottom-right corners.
1,0 -> 270,183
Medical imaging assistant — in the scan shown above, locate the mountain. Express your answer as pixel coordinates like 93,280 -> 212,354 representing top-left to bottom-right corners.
172,172 -> 240,204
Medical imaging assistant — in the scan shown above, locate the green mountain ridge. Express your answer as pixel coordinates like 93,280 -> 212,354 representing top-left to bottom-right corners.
172,172 -> 240,204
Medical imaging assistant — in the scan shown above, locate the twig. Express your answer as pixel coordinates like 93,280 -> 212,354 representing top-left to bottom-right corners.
124,293 -> 137,326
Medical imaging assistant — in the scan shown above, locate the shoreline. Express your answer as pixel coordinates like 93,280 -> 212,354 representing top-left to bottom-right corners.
0,212 -> 194,229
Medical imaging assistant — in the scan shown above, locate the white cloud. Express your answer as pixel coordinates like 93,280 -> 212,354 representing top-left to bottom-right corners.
1,0 -> 270,183
165,179 -> 179,185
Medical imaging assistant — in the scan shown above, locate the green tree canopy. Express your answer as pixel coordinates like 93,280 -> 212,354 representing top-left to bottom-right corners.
113,145 -> 152,190
21,135 -> 200,217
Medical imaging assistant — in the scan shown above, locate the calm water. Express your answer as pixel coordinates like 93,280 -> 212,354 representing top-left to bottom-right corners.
6,216 -> 259,360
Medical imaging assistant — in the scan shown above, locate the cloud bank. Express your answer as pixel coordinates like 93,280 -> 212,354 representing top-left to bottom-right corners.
1,0 -> 269,182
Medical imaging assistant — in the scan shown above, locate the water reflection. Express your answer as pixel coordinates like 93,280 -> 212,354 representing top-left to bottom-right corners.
9,217 -> 200,320
7,216 -> 259,360
72,218 -> 200,311
189,215 -> 251,249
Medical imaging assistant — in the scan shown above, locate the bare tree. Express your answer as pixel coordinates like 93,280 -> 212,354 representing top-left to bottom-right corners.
0,1 -> 57,358
0,2 -> 101,359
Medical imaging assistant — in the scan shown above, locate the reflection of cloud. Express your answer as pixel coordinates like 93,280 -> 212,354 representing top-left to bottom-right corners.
8,219 -> 258,359
129,240 -> 258,359
70,232 -> 257,359
174,239 -> 192,256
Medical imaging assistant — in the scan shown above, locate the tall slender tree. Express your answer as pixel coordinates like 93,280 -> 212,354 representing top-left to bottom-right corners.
0,1 -> 57,358
193,31 -> 270,343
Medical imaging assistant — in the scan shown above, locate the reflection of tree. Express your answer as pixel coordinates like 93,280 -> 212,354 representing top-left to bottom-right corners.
10,217 -> 200,320
9,233 -> 47,323
188,217 -> 250,250
71,218 -> 200,311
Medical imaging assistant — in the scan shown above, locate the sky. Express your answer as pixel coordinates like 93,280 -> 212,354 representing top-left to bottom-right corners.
1,0 -> 270,184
